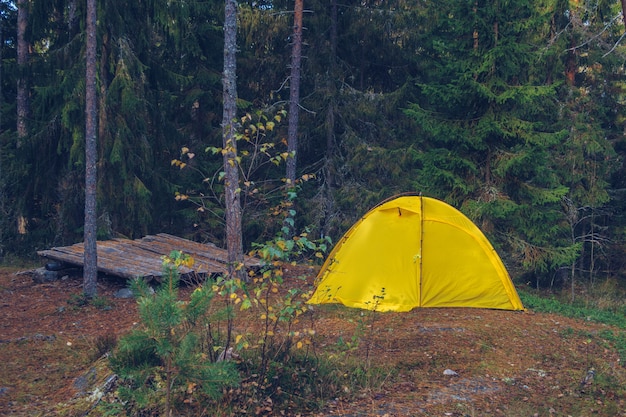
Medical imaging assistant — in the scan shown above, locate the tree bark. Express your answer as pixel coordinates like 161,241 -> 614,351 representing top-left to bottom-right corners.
16,0 -> 29,143
222,0 -> 245,279
320,0 -> 338,238
84,0 -> 98,298
286,0 -> 303,185
98,28 -> 110,146
0,7 -> 4,261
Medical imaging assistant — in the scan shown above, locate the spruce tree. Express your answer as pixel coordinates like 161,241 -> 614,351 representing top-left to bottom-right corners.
404,0 -> 581,279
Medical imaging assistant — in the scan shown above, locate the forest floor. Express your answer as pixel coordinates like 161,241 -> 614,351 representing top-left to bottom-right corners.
1,264 -> 625,416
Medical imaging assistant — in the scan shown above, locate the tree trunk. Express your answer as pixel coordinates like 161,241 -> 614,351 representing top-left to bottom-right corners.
16,0 -> 29,144
565,37 -> 576,86
222,0 -> 245,280
0,8 -> 4,262
84,0 -> 98,298
286,0 -> 303,185
98,28 -> 110,145
320,0 -> 338,238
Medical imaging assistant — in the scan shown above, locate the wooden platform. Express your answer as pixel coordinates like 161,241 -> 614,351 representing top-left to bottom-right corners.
37,233 -> 262,281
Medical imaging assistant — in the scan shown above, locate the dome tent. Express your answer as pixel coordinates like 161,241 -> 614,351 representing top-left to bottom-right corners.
308,194 -> 524,312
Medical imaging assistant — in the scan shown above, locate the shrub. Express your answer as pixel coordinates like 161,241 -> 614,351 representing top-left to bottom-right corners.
109,251 -> 239,417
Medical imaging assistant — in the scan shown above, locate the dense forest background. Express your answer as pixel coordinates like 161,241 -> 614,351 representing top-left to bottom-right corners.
2,0 -> 626,290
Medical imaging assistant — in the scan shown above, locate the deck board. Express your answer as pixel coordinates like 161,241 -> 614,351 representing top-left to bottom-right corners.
37,233 -> 262,281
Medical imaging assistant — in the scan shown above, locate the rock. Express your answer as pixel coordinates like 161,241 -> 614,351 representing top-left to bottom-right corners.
74,367 -> 97,393
63,356 -> 118,415
32,267 -> 59,283
443,369 -> 459,376
45,261 -> 65,271
0,387 -> 9,396
114,288 -> 134,299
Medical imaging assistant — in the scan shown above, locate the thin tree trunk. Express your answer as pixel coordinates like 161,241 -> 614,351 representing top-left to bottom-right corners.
16,0 -> 28,144
98,28 -> 110,145
222,0 -> 245,280
84,0 -> 98,298
0,8 -> 4,261
320,0 -> 338,238
286,0 -> 303,185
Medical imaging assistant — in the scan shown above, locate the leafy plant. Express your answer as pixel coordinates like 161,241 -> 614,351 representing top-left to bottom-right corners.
171,109 -> 318,248
67,293 -> 111,310
204,206 -> 337,413
519,290 -> 626,329
109,251 -> 239,416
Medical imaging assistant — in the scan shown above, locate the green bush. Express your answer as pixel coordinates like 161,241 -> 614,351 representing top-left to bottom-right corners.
109,251 -> 239,417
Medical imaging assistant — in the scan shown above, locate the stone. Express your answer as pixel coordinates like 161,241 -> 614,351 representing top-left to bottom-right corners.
114,288 -> 134,299
32,267 -> 58,283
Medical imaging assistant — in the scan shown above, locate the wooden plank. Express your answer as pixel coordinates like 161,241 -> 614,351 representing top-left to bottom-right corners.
36,234 -> 261,281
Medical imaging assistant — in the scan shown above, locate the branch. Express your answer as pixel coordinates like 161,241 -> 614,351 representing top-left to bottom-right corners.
566,12 -> 622,52
603,31 -> 626,57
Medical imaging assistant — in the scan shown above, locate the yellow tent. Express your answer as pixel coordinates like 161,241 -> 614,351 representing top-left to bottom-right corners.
308,195 -> 524,312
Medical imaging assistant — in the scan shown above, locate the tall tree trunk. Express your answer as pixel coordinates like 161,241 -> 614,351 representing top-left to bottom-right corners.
565,36 -> 576,86
98,28 -> 110,144
0,8 -> 4,262
321,0 -> 339,238
222,0 -> 245,280
286,0 -> 303,185
16,0 -> 29,144
84,0 -> 98,298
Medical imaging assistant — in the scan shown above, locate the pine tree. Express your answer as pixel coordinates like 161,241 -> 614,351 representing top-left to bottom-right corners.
110,252 -> 239,416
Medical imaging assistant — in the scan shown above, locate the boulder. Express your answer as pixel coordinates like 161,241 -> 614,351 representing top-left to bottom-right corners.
32,267 -> 58,283
114,288 -> 134,299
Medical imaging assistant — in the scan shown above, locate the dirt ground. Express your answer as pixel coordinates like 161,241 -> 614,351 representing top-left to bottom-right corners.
1,265 -> 625,416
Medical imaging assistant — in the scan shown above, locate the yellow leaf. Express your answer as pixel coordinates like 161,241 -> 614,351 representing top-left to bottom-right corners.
296,341 -> 303,349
